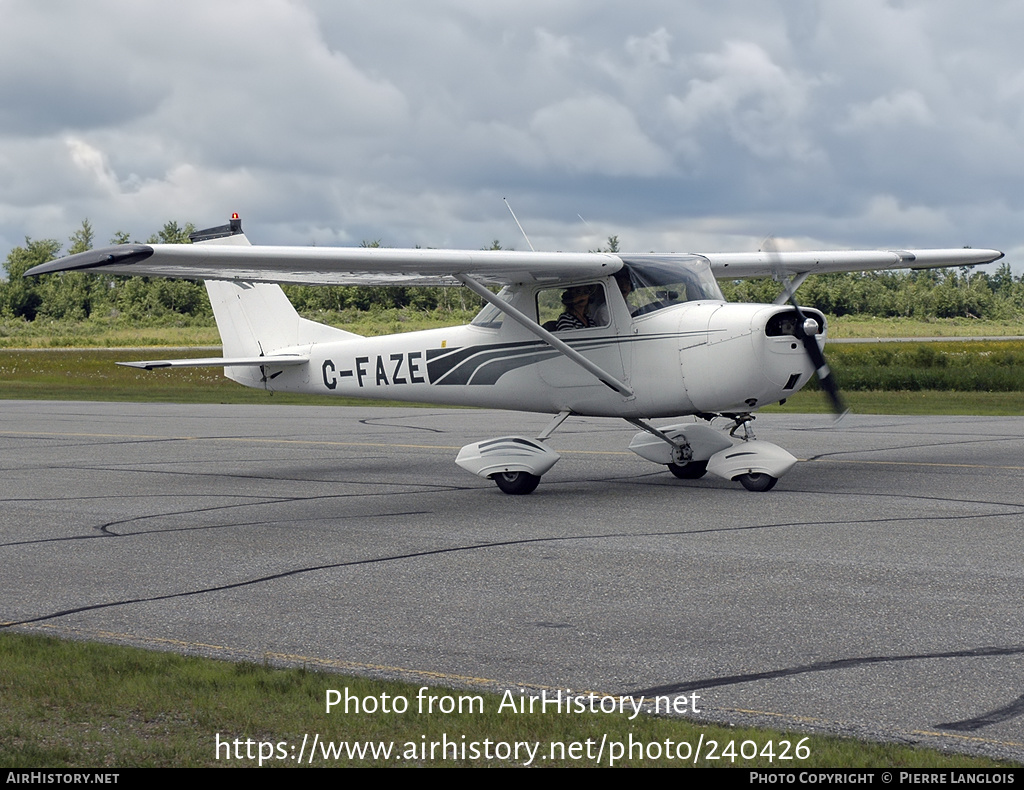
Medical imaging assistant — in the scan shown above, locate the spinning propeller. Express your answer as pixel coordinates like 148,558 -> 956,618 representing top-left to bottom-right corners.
763,237 -> 848,416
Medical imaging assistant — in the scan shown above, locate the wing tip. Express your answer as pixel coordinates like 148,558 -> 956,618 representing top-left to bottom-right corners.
24,245 -> 155,277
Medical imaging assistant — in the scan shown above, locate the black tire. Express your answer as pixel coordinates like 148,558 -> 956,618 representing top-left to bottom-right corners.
736,472 -> 778,492
492,471 -> 541,495
667,460 -> 708,479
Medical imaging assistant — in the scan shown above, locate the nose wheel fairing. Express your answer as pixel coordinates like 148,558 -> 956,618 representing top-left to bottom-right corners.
705,441 -> 797,488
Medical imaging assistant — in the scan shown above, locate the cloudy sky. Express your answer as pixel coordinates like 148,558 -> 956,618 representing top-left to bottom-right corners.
2,0 -> 1022,270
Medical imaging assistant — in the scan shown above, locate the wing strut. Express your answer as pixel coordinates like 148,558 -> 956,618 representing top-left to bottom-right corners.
772,272 -> 810,305
455,275 -> 634,397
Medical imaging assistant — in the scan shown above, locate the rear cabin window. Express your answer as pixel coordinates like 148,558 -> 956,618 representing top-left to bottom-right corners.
537,283 -> 611,331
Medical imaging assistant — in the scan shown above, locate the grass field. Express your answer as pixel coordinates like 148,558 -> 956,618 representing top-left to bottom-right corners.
824,315 -> 1024,339
0,348 -> 431,407
1,632 -> 1015,769
2,312 -> 1022,349
764,388 -> 1023,415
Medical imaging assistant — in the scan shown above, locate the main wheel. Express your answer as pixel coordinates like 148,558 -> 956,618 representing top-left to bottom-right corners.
667,460 -> 708,479
492,471 -> 541,495
736,472 -> 778,492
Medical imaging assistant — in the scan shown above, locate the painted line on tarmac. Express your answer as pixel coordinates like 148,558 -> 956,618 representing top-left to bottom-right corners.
7,428 -> 1024,467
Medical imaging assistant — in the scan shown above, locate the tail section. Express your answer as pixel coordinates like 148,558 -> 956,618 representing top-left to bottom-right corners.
203,279 -> 356,357
193,218 -> 359,388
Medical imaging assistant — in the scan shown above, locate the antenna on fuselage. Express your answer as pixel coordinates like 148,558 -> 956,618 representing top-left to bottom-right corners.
503,197 -> 535,252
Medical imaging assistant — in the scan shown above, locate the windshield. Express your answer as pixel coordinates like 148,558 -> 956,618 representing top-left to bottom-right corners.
618,255 -> 724,316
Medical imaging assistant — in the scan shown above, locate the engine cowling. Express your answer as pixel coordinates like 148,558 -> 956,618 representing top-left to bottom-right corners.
679,303 -> 827,413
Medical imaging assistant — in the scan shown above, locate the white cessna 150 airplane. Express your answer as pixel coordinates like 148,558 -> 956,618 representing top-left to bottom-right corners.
27,215 -> 1002,494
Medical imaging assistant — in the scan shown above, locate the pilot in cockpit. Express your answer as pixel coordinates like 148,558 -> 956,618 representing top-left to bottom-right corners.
555,286 -> 596,331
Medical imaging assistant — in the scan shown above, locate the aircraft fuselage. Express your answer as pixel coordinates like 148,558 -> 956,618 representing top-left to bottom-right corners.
250,296 -> 822,419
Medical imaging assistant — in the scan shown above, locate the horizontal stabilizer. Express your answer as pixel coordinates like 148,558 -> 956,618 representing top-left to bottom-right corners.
117,355 -> 308,371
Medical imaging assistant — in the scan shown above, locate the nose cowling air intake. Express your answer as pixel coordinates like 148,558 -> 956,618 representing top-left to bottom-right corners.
760,304 -> 837,409
768,303 -> 845,415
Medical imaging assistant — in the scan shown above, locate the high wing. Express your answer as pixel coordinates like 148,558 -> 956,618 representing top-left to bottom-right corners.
26,239 -> 1002,285
701,248 -> 1003,278
24,238 -> 622,286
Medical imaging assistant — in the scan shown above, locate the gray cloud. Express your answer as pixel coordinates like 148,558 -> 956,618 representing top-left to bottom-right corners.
1,0 -> 1020,268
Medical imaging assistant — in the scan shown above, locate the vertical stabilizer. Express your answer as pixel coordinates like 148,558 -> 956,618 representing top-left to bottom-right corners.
192,217 -> 359,388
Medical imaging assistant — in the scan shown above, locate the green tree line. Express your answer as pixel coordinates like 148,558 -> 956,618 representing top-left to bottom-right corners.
1,220 -> 209,322
3,222 -> 1024,323
719,264 -> 1024,320
0,221 -> 490,323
